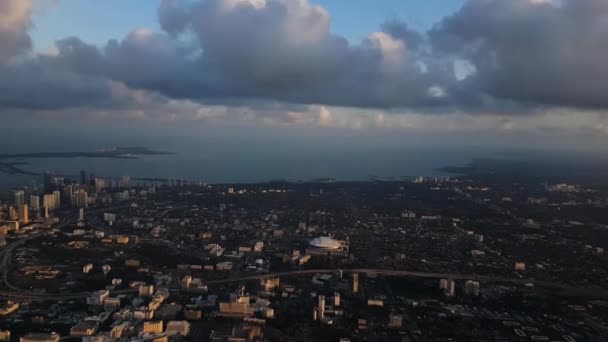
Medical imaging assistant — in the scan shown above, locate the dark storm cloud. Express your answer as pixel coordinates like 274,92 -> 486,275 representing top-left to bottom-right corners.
0,38 -> 157,111
151,0 -> 455,108
0,63 -> 118,110
0,0 -> 129,111
28,0 -> 449,109
0,27 -> 31,66
431,0 -> 608,109
45,32 -> 195,87
16,0 -> 451,110
0,33 -> 184,111
1,0 -> 608,114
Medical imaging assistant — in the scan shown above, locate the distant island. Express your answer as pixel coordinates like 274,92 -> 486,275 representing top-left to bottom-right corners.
441,158 -> 608,185
0,147 -> 173,176
0,147 -> 173,160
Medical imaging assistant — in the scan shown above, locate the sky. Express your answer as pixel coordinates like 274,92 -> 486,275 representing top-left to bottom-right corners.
30,0 -> 466,50
2,0 -> 608,156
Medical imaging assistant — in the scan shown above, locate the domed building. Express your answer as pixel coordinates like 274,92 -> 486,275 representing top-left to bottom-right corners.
308,236 -> 348,256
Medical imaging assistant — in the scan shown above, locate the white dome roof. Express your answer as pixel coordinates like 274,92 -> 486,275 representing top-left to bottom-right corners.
309,236 -> 341,250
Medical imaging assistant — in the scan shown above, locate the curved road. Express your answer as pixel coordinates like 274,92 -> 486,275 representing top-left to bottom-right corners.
205,269 -> 608,297
0,225 -> 606,300
0,232 -> 45,291
1,267 -> 607,301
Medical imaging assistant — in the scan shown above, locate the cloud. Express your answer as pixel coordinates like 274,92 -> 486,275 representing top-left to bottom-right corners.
0,0 -> 133,112
0,62 -> 109,109
91,0 -> 445,108
6,0 -> 447,112
0,29 -> 194,111
0,0 -> 32,64
431,0 -> 608,109
3,0 -> 608,129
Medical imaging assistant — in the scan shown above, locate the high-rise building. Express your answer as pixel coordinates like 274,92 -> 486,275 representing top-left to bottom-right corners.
52,190 -> 61,208
80,170 -> 87,185
9,190 -> 25,207
29,195 -> 40,210
439,278 -> 456,296
43,172 -> 53,193
334,292 -> 341,307
318,295 -> 325,319
352,273 -> 359,293
8,207 -> 18,221
78,208 -> 84,221
51,177 -> 64,188
465,280 -> 480,296
43,194 -> 56,212
181,276 -> 192,291
18,204 -> 28,224
62,186 -> 73,204
71,189 -> 88,208
120,176 -> 130,188
104,213 -> 117,225
94,178 -> 105,193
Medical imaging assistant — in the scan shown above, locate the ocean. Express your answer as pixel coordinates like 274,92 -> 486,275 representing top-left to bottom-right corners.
0,127 -> 581,190
0,144 -> 481,190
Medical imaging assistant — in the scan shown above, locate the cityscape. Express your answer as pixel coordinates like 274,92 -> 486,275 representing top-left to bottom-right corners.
2,0 -> 608,341
0,170 -> 607,341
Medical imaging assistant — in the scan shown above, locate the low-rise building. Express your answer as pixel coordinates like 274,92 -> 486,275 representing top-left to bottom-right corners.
166,321 -> 191,336
263,277 -> 280,291
219,301 -> 254,317
70,321 -> 98,337
103,298 -> 121,310
110,322 -> 131,338
20,332 -> 60,342
367,299 -> 384,307
86,290 -> 110,306
184,308 -> 202,320
0,302 -> 19,316
216,261 -> 234,271
143,321 -> 163,334
83,263 -> 93,274
139,284 -> 154,298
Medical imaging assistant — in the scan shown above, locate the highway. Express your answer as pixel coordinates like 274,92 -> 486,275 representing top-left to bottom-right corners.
0,218 -> 606,301
1,266 -> 607,301
0,208 -> 138,301
205,268 -> 608,297
0,232 -> 45,291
